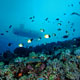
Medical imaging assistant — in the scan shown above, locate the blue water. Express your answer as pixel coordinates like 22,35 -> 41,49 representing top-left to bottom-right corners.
0,0 -> 80,53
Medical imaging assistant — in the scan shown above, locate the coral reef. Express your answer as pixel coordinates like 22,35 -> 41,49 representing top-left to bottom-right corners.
0,50 -> 80,80
0,37 -> 80,80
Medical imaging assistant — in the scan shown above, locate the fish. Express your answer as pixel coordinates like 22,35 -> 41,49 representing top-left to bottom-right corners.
6,31 -> 9,33
27,39 -> 33,43
44,34 -> 50,38
56,18 -> 59,20
70,26 -> 73,28
40,29 -> 45,32
52,33 -> 56,36
9,25 -> 12,28
37,37 -> 42,41
65,30 -> 69,35
18,43 -> 24,47
8,43 -> 12,46
65,30 -> 69,33
45,18 -> 48,21
63,35 -> 69,38
71,4 -> 73,7
31,20 -> 34,22
73,29 -> 75,32
71,12 -> 80,16
58,23 -> 62,26
29,17 -> 33,19
68,21 -> 70,24
13,24 -> 43,39
0,33 -> 4,35
29,16 -> 35,19
33,16 -> 35,18
71,23 -> 74,26
64,13 -> 66,15
57,28 -> 61,31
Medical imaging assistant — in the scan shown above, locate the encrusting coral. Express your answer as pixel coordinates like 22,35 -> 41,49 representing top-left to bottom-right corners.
0,44 -> 80,80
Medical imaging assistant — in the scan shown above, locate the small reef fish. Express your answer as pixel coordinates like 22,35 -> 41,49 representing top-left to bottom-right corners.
57,28 -> 61,31
40,29 -> 45,32
44,34 -> 50,38
73,29 -> 75,32
63,35 -> 69,38
65,30 -> 69,34
71,23 -> 74,26
9,25 -> 12,28
52,33 -> 56,36
71,12 -> 80,16
29,16 -> 35,22
29,16 -> 35,19
0,33 -> 4,35
37,37 -> 42,41
71,4 -> 73,7
56,18 -> 59,20
45,18 -> 48,21
64,13 -> 66,15
33,16 -> 35,18
6,31 -> 9,33
71,26 -> 73,28
8,43 -> 12,46
31,20 -> 34,22
18,43 -> 24,47
27,39 -> 33,43
68,4 -> 73,7
29,17 -> 33,19
68,21 -> 70,24
58,23 -> 62,26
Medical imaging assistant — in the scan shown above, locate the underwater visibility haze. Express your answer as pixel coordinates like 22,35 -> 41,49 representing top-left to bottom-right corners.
0,0 -> 80,80
0,0 -> 80,53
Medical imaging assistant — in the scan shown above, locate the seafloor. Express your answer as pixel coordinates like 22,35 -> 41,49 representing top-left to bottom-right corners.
0,38 -> 80,80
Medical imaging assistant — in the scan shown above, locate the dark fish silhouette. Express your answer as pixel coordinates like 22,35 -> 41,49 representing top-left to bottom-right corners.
31,20 -> 34,22
68,21 -> 70,24
53,33 -> 56,36
29,16 -> 35,19
57,28 -> 61,31
73,29 -> 75,32
71,12 -> 80,16
13,24 -> 43,38
58,23 -> 62,26
0,33 -> 4,35
33,16 -> 35,18
64,13 -> 66,15
56,18 -> 59,20
37,37 -> 42,41
40,29 -> 45,32
65,30 -> 68,33
45,18 -> 48,21
71,4 -> 73,7
71,23 -> 74,26
9,25 -> 12,28
8,43 -> 12,46
6,31 -> 9,33
63,35 -> 69,38
29,17 -> 33,19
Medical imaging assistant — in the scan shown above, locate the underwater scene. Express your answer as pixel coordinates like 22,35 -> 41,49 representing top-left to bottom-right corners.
0,0 -> 80,80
